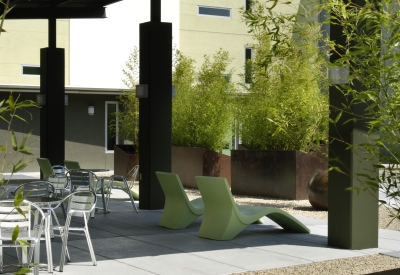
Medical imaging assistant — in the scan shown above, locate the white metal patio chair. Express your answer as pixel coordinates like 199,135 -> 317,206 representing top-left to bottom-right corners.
11,181 -> 62,231
51,191 -> 98,272
66,169 -> 110,216
108,165 -> 139,213
0,200 -> 45,275
50,165 -> 70,197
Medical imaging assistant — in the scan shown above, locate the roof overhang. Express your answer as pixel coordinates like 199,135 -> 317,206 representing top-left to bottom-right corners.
1,0 -> 122,19
0,84 -> 127,95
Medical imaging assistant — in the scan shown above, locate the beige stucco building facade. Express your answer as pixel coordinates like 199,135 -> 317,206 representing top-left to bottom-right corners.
180,0 -> 253,83
0,1 -> 258,88
0,19 -> 70,86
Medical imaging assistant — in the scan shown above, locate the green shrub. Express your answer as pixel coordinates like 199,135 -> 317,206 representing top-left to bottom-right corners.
172,49 -> 236,152
111,47 -> 140,153
238,0 -> 329,152
321,0 -> 400,223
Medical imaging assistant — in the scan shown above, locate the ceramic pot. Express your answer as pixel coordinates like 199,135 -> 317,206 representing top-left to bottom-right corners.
308,170 -> 328,210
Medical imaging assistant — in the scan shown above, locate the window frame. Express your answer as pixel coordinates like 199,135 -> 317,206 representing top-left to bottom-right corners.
198,5 -> 232,18
105,101 -> 119,153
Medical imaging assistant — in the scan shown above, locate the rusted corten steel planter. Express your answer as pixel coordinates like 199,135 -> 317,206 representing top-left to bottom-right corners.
115,145 -> 231,189
231,150 -> 327,200
171,146 -> 231,189
202,149 -> 231,185
114,145 -> 139,176
171,146 -> 203,189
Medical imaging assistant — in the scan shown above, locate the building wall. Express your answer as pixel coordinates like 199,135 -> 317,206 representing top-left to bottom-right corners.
0,91 -> 119,173
0,19 -> 70,85
180,0 -> 253,83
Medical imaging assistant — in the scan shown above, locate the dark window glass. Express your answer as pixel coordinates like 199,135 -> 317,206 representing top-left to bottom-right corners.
245,48 -> 252,84
106,103 -> 117,151
245,48 -> 252,60
199,6 -> 230,17
22,66 -> 40,75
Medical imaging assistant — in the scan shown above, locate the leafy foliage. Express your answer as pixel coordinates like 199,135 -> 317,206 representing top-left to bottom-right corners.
111,47 -> 140,153
0,0 -> 11,34
0,93 -> 37,274
238,0 -> 329,152
172,49 -> 236,152
321,0 -> 400,223
0,94 -> 37,186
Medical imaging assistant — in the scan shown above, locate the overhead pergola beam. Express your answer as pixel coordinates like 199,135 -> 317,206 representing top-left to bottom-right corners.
4,7 -> 107,19
0,0 -> 122,19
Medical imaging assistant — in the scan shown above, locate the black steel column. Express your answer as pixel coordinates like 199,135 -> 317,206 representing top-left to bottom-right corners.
40,18 -> 65,166
328,0 -> 378,249
138,0 -> 172,209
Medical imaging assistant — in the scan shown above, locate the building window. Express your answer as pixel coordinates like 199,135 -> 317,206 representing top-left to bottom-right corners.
245,47 -> 252,84
245,0 -> 251,11
198,6 -> 231,18
105,102 -> 118,152
21,65 -> 40,76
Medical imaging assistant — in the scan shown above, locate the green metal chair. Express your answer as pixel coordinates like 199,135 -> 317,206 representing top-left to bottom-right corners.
64,160 -> 81,170
156,171 -> 204,229
36,158 -> 69,201
195,176 -> 310,241
36,158 -> 54,179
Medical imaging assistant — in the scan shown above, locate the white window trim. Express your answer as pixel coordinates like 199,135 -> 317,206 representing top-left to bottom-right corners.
105,101 -> 119,153
198,5 -> 231,18
21,64 -> 40,77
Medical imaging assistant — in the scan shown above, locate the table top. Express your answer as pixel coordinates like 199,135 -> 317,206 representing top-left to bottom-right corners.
25,197 -> 63,206
83,169 -> 109,172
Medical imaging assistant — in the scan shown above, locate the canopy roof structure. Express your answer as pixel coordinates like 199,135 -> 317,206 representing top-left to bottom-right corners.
0,0 -> 121,19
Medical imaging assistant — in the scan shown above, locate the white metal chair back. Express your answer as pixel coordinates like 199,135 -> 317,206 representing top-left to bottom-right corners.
0,200 -> 45,275
13,180 -> 55,198
49,165 -> 70,190
0,200 -> 31,234
67,169 -> 98,193
52,165 -> 68,176
67,191 -> 97,219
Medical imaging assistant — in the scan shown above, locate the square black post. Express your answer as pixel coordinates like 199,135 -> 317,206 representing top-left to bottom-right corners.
138,21 -> 172,210
40,47 -> 65,166
328,1 -> 378,248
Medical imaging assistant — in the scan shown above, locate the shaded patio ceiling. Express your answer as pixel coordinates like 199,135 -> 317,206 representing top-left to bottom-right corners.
0,0 -> 122,19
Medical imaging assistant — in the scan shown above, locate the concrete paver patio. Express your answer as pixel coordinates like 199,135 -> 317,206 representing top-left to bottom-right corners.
2,191 -> 400,275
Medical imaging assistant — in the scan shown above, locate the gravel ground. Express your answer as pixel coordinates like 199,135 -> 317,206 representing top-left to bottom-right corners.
184,188 -> 400,275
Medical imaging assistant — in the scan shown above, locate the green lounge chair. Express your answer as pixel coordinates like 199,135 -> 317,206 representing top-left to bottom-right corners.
64,160 -> 81,170
195,176 -> 310,240
156,171 -> 204,229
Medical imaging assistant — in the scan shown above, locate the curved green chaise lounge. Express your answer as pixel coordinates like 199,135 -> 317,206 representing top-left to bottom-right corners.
156,172 -> 205,229
195,176 -> 310,241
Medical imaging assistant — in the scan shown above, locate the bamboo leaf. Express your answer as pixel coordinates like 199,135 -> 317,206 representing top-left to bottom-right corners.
12,225 -> 19,243
11,131 -> 18,151
6,94 -> 15,111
